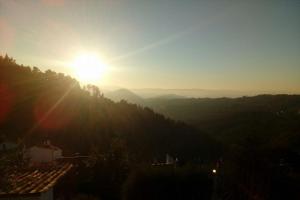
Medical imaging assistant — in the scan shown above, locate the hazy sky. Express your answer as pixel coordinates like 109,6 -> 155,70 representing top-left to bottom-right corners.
0,0 -> 299,93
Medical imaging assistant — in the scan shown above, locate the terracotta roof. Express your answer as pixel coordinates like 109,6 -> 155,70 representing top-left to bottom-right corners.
0,163 -> 73,196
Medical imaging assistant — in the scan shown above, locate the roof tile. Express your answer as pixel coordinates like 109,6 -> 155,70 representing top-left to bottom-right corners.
0,163 -> 73,196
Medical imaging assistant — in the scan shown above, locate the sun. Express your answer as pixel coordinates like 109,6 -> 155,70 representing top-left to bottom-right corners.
71,53 -> 107,84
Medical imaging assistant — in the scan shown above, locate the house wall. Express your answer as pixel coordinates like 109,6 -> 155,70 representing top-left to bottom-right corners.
28,147 -> 54,163
24,145 -> 62,163
53,149 -> 62,160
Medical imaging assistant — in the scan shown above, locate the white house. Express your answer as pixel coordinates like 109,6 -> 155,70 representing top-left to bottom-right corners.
24,141 -> 62,164
0,141 -> 72,200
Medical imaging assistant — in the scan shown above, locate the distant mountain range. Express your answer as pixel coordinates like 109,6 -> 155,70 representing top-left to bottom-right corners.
103,87 -> 296,100
103,88 -> 187,104
103,88 -> 300,150
131,88 -> 292,98
104,89 -> 145,105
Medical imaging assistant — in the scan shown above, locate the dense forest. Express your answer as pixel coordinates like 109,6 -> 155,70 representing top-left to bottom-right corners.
1,55 -> 300,199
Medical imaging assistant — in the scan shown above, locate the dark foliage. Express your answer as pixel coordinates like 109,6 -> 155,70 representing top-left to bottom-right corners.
122,165 -> 213,200
146,95 -> 300,150
145,87 -> 300,199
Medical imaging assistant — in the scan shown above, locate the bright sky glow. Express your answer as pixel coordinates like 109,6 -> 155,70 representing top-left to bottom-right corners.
70,53 -> 107,84
0,0 -> 299,94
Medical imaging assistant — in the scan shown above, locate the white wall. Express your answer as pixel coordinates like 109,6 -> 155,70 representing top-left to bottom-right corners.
27,147 -> 54,163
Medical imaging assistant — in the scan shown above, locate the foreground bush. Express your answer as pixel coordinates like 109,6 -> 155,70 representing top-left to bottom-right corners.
122,165 -> 213,200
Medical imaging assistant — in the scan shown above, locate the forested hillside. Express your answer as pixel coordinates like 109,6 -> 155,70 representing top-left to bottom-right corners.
143,95 -> 300,199
146,95 -> 300,149
0,55 -> 219,161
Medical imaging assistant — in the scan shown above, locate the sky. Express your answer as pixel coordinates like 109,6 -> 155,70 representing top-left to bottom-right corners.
0,0 -> 300,93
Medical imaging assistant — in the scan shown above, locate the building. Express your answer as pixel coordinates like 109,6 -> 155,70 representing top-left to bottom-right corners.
24,141 -> 62,164
0,141 -> 73,200
166,154 -> 175,165
0,163 -> 73,200
152,154 -> 178,166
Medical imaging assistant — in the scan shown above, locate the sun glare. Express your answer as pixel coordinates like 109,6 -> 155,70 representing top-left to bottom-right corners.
71,53 -> 107,84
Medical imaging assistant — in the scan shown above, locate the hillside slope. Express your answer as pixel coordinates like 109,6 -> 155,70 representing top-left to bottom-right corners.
0,55 -> 219,161
146,95 -> 300,151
